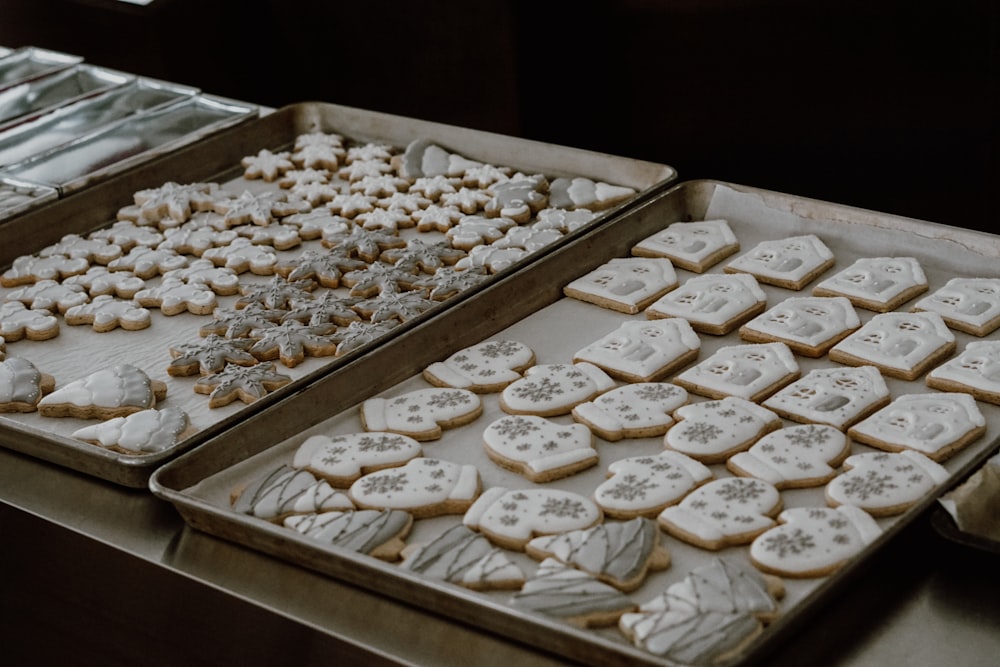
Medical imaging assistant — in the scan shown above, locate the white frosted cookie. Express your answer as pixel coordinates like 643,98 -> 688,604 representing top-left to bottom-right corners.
665,397 -> 783,464
619,558 -> 784,664
500,362 -> 615,417
510,558 -> 637,628
673,342 -> 800,403
483,414 -> 598,482
911,277 -> 1000,336
594,451 -> 713,519
284,509 -> 412,561
724,234 -> 835,290
812,256 -> 928,312
631,219 -> 740,273
64,295 -> 151,333
37,364 -> 167,419
0,301 -> 60,341
399,524 -> 525,591
525,518 -> 670,592
533,207 -> 597,234
71,406 -> 193,454
828,311 -> 956,381
573,318 -> 701,383
927,340 -> 1000,405
484,174 -> 549,223
658,477 -> 783,550
397,139 -> 481,179
453,244 -> 528,274
749,505 -> 882,578
762,365 -> 890,430
423,340 -> 535,393
463,487 -> 602,551
547,176 -> 636,211
727,424 -> 850,489
231,465 -> 354,521
563,257 -> 678,314
847,392 -> 986,462
193,362 -> 292,408
645,273 -> 767,335
292,432 -> 423,487
738,296 -> 861,357
5,279 -> 89,314
825,450 -> 949,516
572,382 -> 688,441
0,356 -> 55,413
348,457 -> 481,518
360,387 -> 482,441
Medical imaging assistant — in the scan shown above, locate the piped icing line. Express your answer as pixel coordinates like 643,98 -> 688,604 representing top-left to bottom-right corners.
284,509 -> 412,560
232,465 -> 354,521
399,524 -> 524,590
509,558 -> 637,628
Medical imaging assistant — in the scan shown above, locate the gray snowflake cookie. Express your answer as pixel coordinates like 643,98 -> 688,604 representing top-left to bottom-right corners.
360,387 -> 482,441
348,457 -> 481,519
193,362 -> 292,408
423,340 -> 535,393
463,486 -> 602,551
292,431 -> 423,487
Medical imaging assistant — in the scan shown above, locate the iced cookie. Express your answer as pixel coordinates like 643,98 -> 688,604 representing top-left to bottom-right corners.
445,214 -> 516,250
674,342 -> 800,403
911,277 -> 1000,336
397,139 -> 481,179
64,295 -> 152,332
547,176 -> 636,211
525,518 -> 670,592
330,320 -> 399,357
500,362 -> 616,417
348,457 -> 481,518
727,424 -> 850,489
738,296 -> 861,358
399,524 -> 525,591
0,357 -> 54,413
658,477 -> 783,550
594,451 -> 713,519
847,392 -> 986,462
134,278 -> 217,316
825,450 -> 949,516
492,224 -> 563,253
927,340 -> 1000,405
37,364 -> 166,419
291,432 -> 422,487
533,208 -> 597,234
665,397 -> 783,464
828,311 -> 956,381
71,406 -> 193,454
645,273 -> 767,335
130,181 -> 219,226
1,254 -> 90,287
423,340 -> 535,393
510,558 -> 637,628
353,290 -> 437,324
631,219 -> 740,273
167,334 -> 257,376
762,365 -> 891,430
484,174 -> 549,223
619,558 -> 784,664
812,256 -> 928,311
161,259 -> 241,295
463,487 -> 602,551
563,257 -> 679,314
64,266 -> 146,299
108,246 -> 188,279
749,505 -> 882,578
360,387 -> 482,441
572,382 -> 688,441
240,148 -> 294,181
284,509 -> 412,561
4,279 -> 88,314
483,414 -> 598,482
379,238 -> 466,274
573,319 -> 700,384
453,244 -> 529,274
193,362 -> 292,408
198,304 -> 285,339
231,465 -> 354,522
725,234 -> 834,290
247,320 -> 339,368
0,301 -> 59,341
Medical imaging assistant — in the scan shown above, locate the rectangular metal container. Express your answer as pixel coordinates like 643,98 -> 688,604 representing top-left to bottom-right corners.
0,102 -> 675,487
151,179 -> 1000,666
0,46 -> 82,91
0,64 -> 133,129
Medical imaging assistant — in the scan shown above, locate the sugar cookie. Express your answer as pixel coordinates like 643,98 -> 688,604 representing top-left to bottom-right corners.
483,414 -> 598,482
725,234 -> 834,290
738,296 -> 861,358
828,311 -> 956,380
563,257 -> 679,314
658,477 -> 783,550
500,362 -> 616,417
631,219 -> 740,273
71,406 -> 193,454
400,524 -> 525,591
37,364 -> 166,419
0,356 -> 55,413
231,465 -> 354,521
812,256 -> 928,312
665,397 -> 782,464
645,273 -> 767,335
594,451 -> 713,519
284,509 -> 411,561
348,457 -> 481,518
292,432 -> 422,487
510,558 -> 636,628
572,382 -> 688,441
193,362 -> 292,408
727,424 -> 850,489
926,340 -> 1000,405
463,487 -> 602,551
423,340 -> 535,393
674,342 -> 800,403
762,365 -> 891,430
825,450 -> 949,516
360,387 -> 482,441
911,277 -> 1000,336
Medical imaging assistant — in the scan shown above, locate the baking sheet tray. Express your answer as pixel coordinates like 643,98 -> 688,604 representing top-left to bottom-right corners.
0,64 -> 132,129
0,102 -> 674,487
151,180 -> 1000,666
0,47 -> 82,91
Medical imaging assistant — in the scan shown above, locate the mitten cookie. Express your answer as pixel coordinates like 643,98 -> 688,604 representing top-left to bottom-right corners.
594,451 -> 713,519
500,362 -> 615,417
360,387 -> 482,441
292,432 -> 423,487
572,382 -> 688,441
658,477 -> 783,550
727,424 -> 850,489
665,397 -> 782,464
483,414 -> 598,482
423,340 -> 535,393
825,450 -> 949,516
348,457 -> 481,518
463,487 -> 602,551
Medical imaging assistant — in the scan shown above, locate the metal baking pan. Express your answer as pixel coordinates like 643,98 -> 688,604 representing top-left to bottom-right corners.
0,64 -> 133,130
0,102 -> 674,487
0,176 -> 58,218
151,179 -> 1000,666
0,46 -> 82,91
0,77 -> 198,168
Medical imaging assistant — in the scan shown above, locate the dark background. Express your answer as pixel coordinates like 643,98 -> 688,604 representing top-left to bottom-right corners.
1,0 -> 996,230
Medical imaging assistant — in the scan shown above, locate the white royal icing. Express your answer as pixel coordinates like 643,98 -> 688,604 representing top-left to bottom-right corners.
72,406 -> 190,453
813,256 -> 927,307
463,487 -> 602,548
509,558 -> 635,625
400,524 -> 524,590
594,451 -> 713,517
284,509 -> 411,556
632,219 -> 738,270
665,397 -> 781,460
830,311 -> 955,374
361,387 -> 482,439
740,296 -> 860,349
912,277 -> 1000,332
349,457 -> 480,515
423,340 -> 534,392
0,356 -> 45,406
848,392 -> 985,458
826,450 -> 949,514
726,234 -> 833,285
483,414 -> 597,477
501,362 -> 615,415
564,257 -> 678,313
675,342 -> 799,401
573,319 -> 700,381
658,477 -> 781,547
763,366 -> 890,430
927,340 -> 1000,395
645,273 -> 766,328
292,432 -> 422,484
727,424 -> 848,488
572,382 -> 688,440
38,364 -> 157,410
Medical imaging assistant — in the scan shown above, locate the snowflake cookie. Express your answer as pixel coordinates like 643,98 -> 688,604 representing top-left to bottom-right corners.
673,342 -> 800,403
167,334 -> 258,376
0,357 -> 55,413
563,257 -> 679,315
463,487 -> 602,551
631,219 -> 740,273
510,558 -> 636,628
727,424 -> 850,489
500,362 -> 616,417
573,318 -> 701,383
348,457 -> 481,519
399,524 -> 525,591
72,406 -> 193,454
423,340 -> 535,393
1,254 -> 89,287
525,517 -> 670,592
645,273 -> 767,336
828,311 -> 956,381
231,464 -> 354,521
483,414 -> 598,482
359,387 -> 482,441
724,234 -> 835,290
193,362 -> 292,408
37,364 -> 167,419
665,397 -> 783,464
658,477 -> 783,550
572,382 -> 688,441
291,432 -> 423,487
749,505 -> 882,578
825,450 -> 949,517
594,451 -> 713,519
847,392 -> 986,462
762,365 -> 891,431
284,509 -> 412,561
